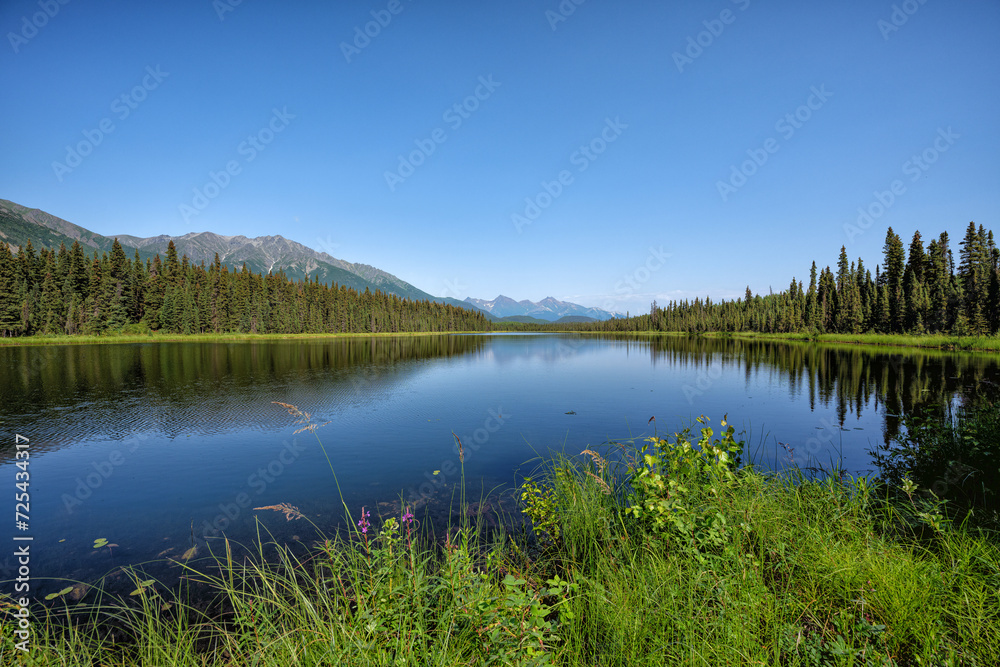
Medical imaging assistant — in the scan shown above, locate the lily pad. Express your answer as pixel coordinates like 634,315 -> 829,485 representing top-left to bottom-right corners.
129,580 -> 155,596
93,538 -> 108,549
44,586 -> 74,601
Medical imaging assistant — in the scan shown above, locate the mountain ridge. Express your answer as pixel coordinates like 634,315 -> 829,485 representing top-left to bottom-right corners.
464,295 -> 617,321
0,199 -> 482,315
2,199 -> 616,322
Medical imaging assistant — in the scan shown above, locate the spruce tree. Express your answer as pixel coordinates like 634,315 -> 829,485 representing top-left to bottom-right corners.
0,243 -> 21,336
882,228 -> 906,333
102,239 -> 130,329
38,268 -> 63,334
958,222 -> 988,334
805,261 -> 819,331
69,241 -> 89,300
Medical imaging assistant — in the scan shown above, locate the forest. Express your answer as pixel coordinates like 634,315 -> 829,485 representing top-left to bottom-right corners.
574,223 -> 1000,336
0,238 -> 492,336
1,222 -> 996,339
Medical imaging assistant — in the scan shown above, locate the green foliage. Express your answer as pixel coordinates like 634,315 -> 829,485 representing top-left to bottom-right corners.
440,535 -> 576,666
12,413 -> 1000,665
873,394 -> 1000,528
545,223 -> 999,338
778,614 -> 896,667
521,475 -> 564,542
625,416 -> 743,559
0,236 -> 493,338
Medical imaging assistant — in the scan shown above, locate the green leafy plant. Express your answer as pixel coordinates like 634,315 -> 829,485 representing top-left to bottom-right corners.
625,415 -> 743,559
521,475 -> 563,543
439,533 -> 577,666
778,614 -> 897,666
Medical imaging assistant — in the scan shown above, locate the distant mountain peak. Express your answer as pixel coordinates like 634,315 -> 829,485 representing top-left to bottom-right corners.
1,199 -> 484,313
463,295 -> 617,321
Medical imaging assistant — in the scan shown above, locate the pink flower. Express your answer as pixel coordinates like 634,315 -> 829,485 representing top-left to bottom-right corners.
357,508 -> 370,534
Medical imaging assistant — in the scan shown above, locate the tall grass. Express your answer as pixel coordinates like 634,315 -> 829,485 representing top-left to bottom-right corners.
4,414 -> 998,665
699,330 -> 1000,351
0,330 -> 476,348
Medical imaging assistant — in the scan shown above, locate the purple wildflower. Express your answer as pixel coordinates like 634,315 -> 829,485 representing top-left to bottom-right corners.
401,509 -> 414,525
357,508 -> 370,534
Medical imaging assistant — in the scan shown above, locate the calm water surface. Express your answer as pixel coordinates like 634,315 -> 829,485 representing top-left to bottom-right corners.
1,334 -> 996,597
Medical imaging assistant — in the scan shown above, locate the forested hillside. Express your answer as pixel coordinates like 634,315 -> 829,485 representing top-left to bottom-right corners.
0,238 -> 490,336
578,223 -> 1000,336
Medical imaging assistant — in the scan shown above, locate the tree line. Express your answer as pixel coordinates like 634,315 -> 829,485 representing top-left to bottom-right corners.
574,223 -> 1000,336
0,239 -> 492,336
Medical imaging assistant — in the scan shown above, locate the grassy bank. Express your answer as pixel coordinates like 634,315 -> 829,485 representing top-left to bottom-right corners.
695,330 -> 1000,351
0,331 -> 484,347
6,330 -> 1000,352
4,415 -> 997,665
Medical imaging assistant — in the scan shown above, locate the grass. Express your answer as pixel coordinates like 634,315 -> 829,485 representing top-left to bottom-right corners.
695,330 -> 1000,351
0,330 -> 486,347
6,329 -> 1000,353
570,329 -> 1000,351
3,415 -> 999,665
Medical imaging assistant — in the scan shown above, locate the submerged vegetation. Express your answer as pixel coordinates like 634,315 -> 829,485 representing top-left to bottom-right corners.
4,408 -> 998,665
872,392 -> 1000,530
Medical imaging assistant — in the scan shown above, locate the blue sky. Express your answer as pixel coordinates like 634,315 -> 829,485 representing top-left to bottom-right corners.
2,0 -> 998,315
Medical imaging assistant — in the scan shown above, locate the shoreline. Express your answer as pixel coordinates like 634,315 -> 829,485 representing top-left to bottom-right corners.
0,330 -> 485,347
2,329 -> 999,353
572,329 -> 1000,352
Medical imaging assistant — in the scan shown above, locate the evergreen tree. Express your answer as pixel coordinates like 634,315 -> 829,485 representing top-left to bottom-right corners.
925,239 -> 948,332
0,243 -> 21,336
102,239 -> 130,329
69,241 -> 89,300
958,222 -> 989,334
127,249 -> 145,323
882,228 -> 906,333
38,267 -> 63,334
143,256 -> 166,330
164,240 -> 181,285
85,254 -> 105,334
805,261 -> 819,331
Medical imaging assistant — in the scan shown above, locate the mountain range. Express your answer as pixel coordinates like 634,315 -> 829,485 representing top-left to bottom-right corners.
464,295 -> 617,321
0,198 -> 618,321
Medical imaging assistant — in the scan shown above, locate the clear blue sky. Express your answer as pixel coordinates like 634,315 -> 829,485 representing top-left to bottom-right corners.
2,0 -> 998,315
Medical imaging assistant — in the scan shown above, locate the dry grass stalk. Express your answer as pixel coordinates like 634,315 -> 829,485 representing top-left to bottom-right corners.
586,471 -> 612,495
274,401 -> 328,433
254,502 -> 304,521
580,449 -> 607,474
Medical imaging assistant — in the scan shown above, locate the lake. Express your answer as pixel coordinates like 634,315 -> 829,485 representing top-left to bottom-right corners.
2,333 -> 997,598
